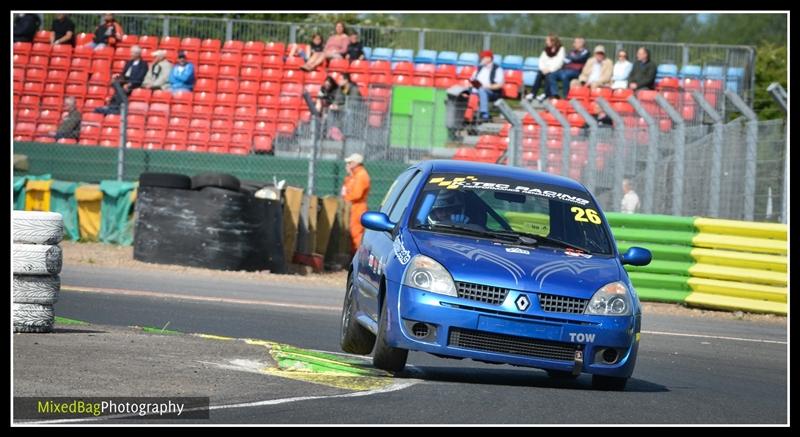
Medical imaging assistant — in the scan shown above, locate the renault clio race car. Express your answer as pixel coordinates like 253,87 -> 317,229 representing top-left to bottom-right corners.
340,160 -> 651,390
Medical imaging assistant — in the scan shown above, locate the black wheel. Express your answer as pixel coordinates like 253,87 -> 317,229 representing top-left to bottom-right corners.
547,370 -> 580,379
372,294 -> 408,372
191,172 -> 241,192
592,375 -> 628,391
139,172 -> 191,189
340,274 -> 376,355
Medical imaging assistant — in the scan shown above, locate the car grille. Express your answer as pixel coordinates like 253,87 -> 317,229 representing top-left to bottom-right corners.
456,282 -> 509,305
538,293 -> 589,314
449,328 -> 577,362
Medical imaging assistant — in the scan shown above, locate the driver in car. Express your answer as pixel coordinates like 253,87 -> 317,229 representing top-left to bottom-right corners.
427,190 -> 471,225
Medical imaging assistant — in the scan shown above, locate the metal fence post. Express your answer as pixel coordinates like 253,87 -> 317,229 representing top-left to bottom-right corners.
418,29 -> 426,52
111,81 -> 129,181
483,33 -> 491,51
569,99 -> 598,192
290,24 -> 298,45
520,100 -> 548,171
595,98 -> 625,211
682,44 -> 689,68
627,96 -> 658,214
691,91 -> 724,218
542,99 -> 571,177
725,90 -> 759,221
655,94 -> 686,216
494,99 -> 521,167
162,16 -> 170,38
225,19 -> 233,42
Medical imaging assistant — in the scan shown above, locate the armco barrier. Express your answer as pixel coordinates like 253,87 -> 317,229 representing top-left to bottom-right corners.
608,212 -> 787,315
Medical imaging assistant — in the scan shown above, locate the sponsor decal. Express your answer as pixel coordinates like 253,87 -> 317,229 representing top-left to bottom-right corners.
531,259 -> 607,288
427,175 -> 591,205
505,247 -> 531,255
569,333 -> 596,343
393,235 -> 411,265
437,241 -> 525,284
428,176 -> 478,190
564,248 -> 593,259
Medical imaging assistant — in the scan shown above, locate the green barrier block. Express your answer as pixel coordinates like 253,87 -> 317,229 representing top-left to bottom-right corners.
624,259 -> 692,276
628,272 -> 690,291
605,212 -> 697,232
612,228 -> 695,246
49,180 -> 80,241
99,180 -> 136,246
634,287 -> 692,304
616,241 -> 694,262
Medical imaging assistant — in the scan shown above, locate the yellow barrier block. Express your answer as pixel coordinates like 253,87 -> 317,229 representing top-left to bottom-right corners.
684,292 -> 787,316
694,217 -> 787,241
24,179 -> 53,212
687,277 -> 787,302
693,233 -> 787,255
691,248 -> 787,272
75,184 -> 103,242
688,263 -> 787,287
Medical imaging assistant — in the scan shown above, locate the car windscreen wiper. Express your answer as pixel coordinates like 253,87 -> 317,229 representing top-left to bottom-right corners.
416,223 -> 519,242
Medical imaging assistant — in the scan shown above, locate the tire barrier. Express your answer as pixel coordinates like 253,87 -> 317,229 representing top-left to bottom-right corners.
12,211 -> 64,333
133,182 -> 286,273
191,172 -> 242,192
607,213 -> 787,315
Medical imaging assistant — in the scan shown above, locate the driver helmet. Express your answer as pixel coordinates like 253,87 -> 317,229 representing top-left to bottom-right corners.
428,190 -> 465,224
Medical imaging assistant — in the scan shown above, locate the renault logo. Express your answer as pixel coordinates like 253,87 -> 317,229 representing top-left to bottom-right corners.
515,294 -> 531,311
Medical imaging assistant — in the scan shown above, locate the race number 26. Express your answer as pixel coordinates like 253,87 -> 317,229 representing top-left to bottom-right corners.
571,207 -> 601,224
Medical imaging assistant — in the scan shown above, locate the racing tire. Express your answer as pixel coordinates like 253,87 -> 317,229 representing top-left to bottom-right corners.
191,172 -> 241,192
138,172 -> 192,189
591,375 -> 628,391
12,244 -> 62,276
340,274 -> 376,355
13,275 -> 60,305
13,303 -> 54,333
372,295 -> 408,372
12,211 -> 64,245
547,370 -> 580,379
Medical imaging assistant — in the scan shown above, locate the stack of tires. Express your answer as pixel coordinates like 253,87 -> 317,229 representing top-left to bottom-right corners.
12,211 -> 64,333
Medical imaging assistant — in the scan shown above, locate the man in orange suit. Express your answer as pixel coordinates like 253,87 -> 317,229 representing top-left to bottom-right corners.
341,153 -> 371,253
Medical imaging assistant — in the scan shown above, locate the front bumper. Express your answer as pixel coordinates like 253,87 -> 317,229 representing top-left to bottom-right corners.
384,280 -> 640,377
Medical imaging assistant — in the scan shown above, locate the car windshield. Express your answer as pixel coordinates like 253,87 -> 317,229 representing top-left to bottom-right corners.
409,173 -> 614,255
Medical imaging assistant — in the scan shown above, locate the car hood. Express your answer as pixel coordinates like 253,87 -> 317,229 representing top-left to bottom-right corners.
410,230 -> 621,299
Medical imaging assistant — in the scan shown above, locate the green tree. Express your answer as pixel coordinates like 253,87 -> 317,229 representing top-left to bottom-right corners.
752,43 -> 787,120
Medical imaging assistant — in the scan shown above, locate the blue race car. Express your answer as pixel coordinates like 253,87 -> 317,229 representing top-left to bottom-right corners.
340,160 -> 651,390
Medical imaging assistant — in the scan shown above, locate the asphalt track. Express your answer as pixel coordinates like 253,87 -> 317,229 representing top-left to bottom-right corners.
43,264 -> 788,424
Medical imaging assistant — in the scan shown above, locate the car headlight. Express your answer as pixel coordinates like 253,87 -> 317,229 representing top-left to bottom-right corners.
584,281 -> 632,316
402,255 -> 457,297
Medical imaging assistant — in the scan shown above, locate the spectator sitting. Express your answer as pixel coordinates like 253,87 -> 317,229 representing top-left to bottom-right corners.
94,45 -> 147,114
52,97 -> 81,141
627,47 -> 657,91
345,32 -> 365,61
525,34 -> 564,102
470,49 -> 504,122
87,13 -> 124,50
168,51 -> 195,93
288,33 -> 324,61
300,21 -> 350,71
142,49 -> 173,91
51,14 -> 76,47
571,45 -> 613,89
547,37 -> 589,99
611,50 -> 633,90
13,13 -> 41,43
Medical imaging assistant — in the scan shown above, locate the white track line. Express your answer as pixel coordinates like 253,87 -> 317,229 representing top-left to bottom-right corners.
642,330 -> 786,344
19,381 -> 418,424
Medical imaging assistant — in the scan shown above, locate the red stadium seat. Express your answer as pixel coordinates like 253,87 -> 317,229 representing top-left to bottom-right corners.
117,34 -> 139,48
412,76 -> 433,87
49,56 -> 71,71
240,66 -> 261,81
194,78 -> 216,93
31,42 -> 51,56
261,67 -> 282,83
263,42 -> 284,56
111,60 -> 127,74
253,135 -> 274,153
214,92 -> 237,108
25,67 -> 46,84
241,54 -> 262,69
222,40 -> 244,54
171,91 -> 193,106
70,57 -> 91,72
137,35 -> 159,50
392,74 -> 412,85
349,59 -> 370,74
146,115 -> 168,129
217,79 -> 239,94
18,95 -> 40,109
218,65 -> 239,80
241,40 -> 264,55
22,81 -> 44,95
189,118 -> 211,132
236,93 -> 257,108
93,46 -> 113,60
102,114 -> 122,128
415,63 -> 435,78
280,83 -> 304,97
148,103 -> 171,117
657,77 -> 680,91
159,36 -> 181,51
86,85 -> 108,99
255,108 -> 278,122
88,72 -> 110,86
126,114 -> 145,128
284,56 -> 304,69
282,69 -> 304,84
197,64 -> 219,79
114,47 -> 131,61
198,51 -> 220,66
201,38 -> 222,52
130,88 -> 152,103
17,108 -> 39,123
328,58 -> 349,73
13,42 -> 32,55
73,44 -> 93,59
13,53 -> 28,67
191,105 -> 213,120
261,54 -> 284,70
238,80 -> 259,95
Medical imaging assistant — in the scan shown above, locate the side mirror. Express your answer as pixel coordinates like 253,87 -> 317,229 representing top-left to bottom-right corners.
361,211 -> 396,233
621,247 -> 652,266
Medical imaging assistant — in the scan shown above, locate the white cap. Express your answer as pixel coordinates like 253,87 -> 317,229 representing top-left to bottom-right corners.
344,153 -> 364,164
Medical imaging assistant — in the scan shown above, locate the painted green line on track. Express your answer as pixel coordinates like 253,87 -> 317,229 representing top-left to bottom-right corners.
55,316 -> 88,325
140,326 -> 182,335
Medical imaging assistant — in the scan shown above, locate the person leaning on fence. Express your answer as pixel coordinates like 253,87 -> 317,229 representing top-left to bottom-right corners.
315,76 -> 339,114
611,50 -> 633,90
571,45 -> 613,89
341,153 -> 371,253
621,178 -> 641,214
13,13 -> 41,43
142,49 -> 172,91
548,37 -> 589,99
300,21 -> 350,71
525,34 -> 565,102
51,96 -> 81,141
51,14 -> 76,47
627,47 -> 657,91
470,50 -> 504,123
87,13 -> 124,50
168,51 -> 195,93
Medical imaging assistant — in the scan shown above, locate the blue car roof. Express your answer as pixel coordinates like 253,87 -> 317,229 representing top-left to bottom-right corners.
417,160 -> 589,193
